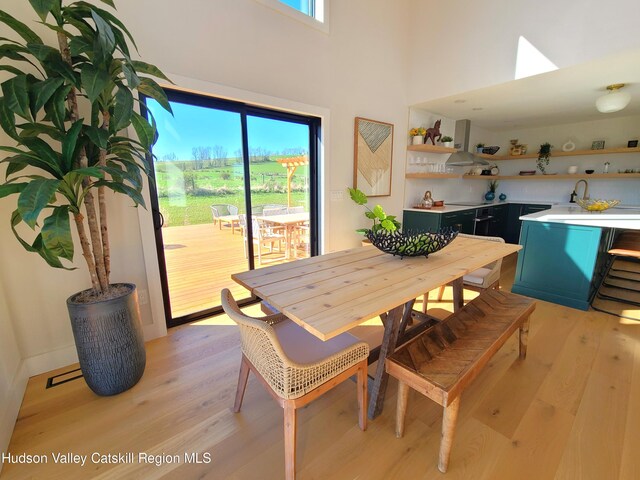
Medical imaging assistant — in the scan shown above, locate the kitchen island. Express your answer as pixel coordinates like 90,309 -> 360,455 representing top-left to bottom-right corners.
511,206 -> 640,310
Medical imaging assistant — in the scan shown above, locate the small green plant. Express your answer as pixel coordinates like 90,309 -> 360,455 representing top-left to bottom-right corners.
476,143 -> 485,148
441,136 -> 453,142
537,142 -> 552,173
348,187 -> 401,234
488,179 -> 499,193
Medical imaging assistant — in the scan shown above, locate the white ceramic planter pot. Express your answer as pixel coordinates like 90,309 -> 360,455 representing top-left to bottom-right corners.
412,135 -> 424,145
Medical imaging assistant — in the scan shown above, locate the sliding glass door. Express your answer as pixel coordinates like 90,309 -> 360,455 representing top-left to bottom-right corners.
144,91 -> 319,327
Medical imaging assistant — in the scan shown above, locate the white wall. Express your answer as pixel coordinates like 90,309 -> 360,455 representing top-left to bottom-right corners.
0,0 -> 412,375
0,278 -> 28,467
407,0 -> 640,105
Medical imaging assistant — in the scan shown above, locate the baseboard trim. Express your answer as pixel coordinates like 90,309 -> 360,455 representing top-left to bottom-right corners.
24,345 -> 79,377
0,361 -> 28,474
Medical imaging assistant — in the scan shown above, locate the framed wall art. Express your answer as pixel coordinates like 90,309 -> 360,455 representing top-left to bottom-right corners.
353,117 -> 394,197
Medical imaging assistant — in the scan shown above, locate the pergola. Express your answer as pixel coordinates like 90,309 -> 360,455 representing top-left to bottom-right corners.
276,156 -> 309,206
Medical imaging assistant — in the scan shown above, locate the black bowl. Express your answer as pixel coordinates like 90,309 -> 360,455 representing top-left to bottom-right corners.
482,146 -> 500,155
365,228 -> 458,258
585,169 -> 594,174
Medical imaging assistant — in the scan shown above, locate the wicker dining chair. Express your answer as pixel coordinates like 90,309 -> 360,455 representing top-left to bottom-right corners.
422,234 -> 505,312
221,289 -> 369,480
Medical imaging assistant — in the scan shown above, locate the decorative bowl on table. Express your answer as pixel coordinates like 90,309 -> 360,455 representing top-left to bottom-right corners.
575,199 -> 620,212
365,228 -> 459,258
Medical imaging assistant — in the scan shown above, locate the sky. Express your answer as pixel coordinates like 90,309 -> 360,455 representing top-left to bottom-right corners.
146,99 -> 309,161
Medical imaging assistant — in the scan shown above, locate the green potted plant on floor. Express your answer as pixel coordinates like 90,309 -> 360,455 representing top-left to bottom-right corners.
0,1 -> 172,395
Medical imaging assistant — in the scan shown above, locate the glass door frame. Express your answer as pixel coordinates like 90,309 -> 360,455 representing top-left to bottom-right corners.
142,89 -> 320,328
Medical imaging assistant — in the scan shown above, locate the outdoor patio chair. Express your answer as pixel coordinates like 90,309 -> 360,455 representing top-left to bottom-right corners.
422,234 -> 505,312
262,207 -> 288,216
239,214 -> 286,263
211,204 -> 239,232
221,289 -> 368,480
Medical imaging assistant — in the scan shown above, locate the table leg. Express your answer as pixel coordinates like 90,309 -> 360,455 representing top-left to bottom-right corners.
368,303 -> 406,419
284,225 -> 292,260
452,277 -> 464,312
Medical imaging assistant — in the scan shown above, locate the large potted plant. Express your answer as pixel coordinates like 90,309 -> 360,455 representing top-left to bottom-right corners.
0,1 -> 172,395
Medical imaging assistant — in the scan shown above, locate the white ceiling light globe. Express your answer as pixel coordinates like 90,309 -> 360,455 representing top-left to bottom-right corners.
596,84 -> 631,113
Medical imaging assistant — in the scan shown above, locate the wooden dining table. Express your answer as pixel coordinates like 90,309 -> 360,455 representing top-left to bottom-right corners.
256,212 -> 310,259
232,235 -> 522,419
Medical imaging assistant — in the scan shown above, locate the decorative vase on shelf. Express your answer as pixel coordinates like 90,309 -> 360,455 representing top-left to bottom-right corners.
443,141 -> 454,148
499,193 -> 507,201
484,191 -> 495,201
412,136 -> 424,145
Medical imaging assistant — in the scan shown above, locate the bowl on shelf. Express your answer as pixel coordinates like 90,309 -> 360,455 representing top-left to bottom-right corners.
585,169 -> 595,174
365,228 -> 458,258
575,199 -> 620,212
482,146 -> 500,155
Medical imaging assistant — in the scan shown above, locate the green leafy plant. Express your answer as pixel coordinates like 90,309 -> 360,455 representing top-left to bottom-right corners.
537,142 -> 552,173
476,143 -> 485,148
348,187 -> 401,234
488,179 -> 499,193
0,0 -> 172,298
441,136 -> 453,142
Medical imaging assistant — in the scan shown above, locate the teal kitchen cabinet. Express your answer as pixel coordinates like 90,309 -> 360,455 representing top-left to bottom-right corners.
512,220 -> 608,310
505,203 -> 552,244
403,209 -> 476,234
488,204 -> 508,238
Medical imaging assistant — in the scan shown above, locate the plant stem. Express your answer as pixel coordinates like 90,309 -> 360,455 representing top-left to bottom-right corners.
99,110 -> 111,279
73,212 -> 101,292
57,31 -> 109,293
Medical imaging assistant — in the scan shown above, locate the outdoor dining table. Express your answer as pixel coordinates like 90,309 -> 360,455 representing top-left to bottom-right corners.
256,212 -> 310,259
232,235 -> 521,419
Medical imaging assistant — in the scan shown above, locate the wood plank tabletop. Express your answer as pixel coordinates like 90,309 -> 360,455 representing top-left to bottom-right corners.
232,236 -> 521,341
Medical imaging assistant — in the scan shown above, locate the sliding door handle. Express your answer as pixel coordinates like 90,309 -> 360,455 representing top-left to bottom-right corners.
153,209 -> 164,230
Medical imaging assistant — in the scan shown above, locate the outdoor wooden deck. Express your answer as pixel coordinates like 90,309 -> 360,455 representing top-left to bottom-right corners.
162,222 -> 301,318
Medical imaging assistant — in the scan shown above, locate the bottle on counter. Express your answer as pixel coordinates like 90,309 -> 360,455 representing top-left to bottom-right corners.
604,162 -> 610,174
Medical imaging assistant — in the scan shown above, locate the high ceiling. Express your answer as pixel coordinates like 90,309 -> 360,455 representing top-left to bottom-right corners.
412,48 -> 640,131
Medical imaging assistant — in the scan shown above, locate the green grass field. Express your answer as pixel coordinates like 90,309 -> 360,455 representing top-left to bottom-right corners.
155,158 -> 309,226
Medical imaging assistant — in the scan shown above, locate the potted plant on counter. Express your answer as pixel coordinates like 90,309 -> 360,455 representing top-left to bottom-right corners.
441,136 -> 454,148
0,1 -> 172,395
476,143 -> 485,153
485,180 -> 499,201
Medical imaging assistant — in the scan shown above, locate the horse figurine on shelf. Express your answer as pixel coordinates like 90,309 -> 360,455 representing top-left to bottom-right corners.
424,119 -> 442,145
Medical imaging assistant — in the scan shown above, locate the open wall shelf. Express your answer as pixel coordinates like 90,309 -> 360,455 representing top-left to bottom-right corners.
477,146 -> 640,161
462,173 -> 640,180
407,144 -> 457,153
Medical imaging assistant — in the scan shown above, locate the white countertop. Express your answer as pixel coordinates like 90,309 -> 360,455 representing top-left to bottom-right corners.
520,206 -> 640,229
404,200 -> 554,214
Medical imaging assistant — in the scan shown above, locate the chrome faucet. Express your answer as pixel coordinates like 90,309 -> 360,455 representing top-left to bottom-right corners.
574,179 -> 589,200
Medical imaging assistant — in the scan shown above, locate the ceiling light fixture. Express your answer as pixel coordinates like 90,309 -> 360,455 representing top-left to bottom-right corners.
596,83 -> 631,113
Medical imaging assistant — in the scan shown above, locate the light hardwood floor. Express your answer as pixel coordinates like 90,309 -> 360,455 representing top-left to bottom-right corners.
3,254 -> 640,479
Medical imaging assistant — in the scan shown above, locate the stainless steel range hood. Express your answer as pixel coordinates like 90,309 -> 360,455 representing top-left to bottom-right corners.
446,119 -> 489,166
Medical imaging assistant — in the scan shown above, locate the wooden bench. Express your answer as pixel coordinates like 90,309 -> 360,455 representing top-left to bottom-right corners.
385,289 -> 536,473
